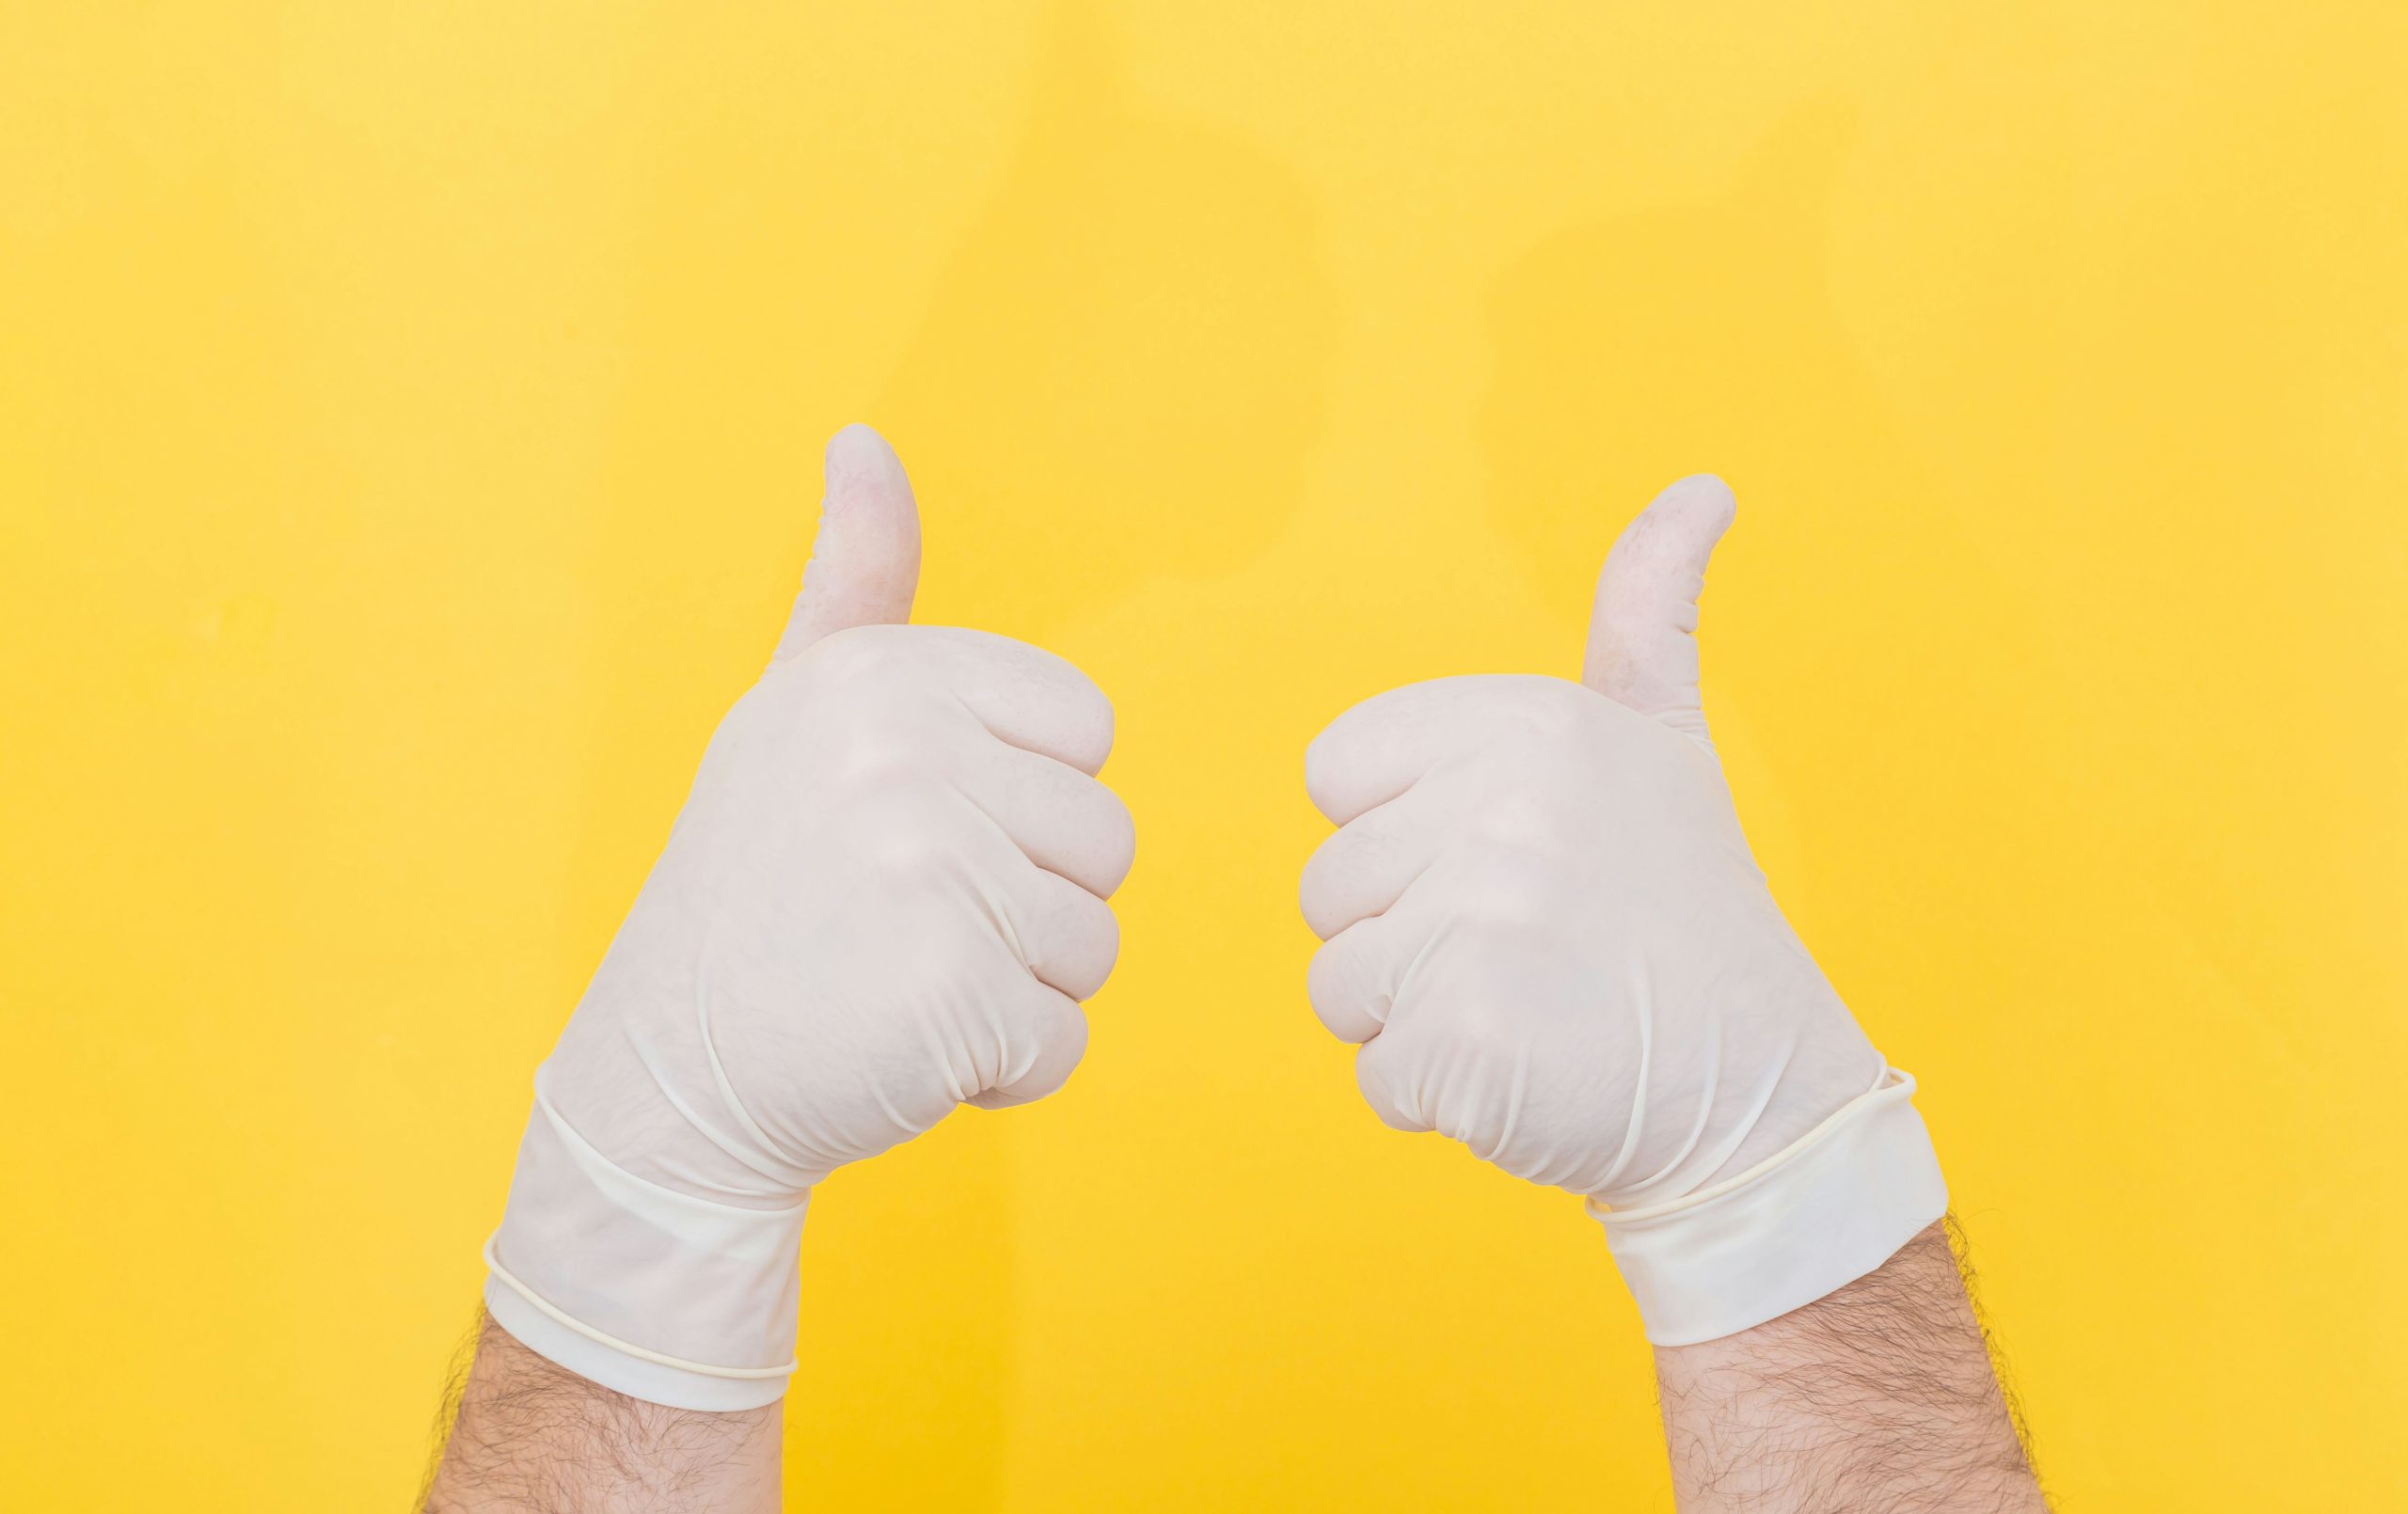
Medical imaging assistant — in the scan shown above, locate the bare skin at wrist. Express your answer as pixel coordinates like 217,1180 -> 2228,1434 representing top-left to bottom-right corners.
1654,1219 -> 2048,1513
421,1311 -> 782,1514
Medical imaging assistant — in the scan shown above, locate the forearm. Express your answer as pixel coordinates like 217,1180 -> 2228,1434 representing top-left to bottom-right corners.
423,1312 -> 783,1514
1652,1219 -> 2045,1513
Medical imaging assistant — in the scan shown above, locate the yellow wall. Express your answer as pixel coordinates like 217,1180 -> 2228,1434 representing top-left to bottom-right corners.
6,3 -> 2404,1506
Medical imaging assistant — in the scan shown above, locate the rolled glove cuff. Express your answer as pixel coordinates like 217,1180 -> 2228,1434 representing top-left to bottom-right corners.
484,1093 -> 807,1411
1589,1067 -> 1947,1346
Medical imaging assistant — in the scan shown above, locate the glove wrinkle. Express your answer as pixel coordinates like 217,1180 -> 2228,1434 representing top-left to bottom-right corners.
693,956 -> 826,1190
1591,960 -> 1653,1196
1640,1011 -> 1727,1199
625,1021 -> 802,1197
1480,1044 -> 1530,1168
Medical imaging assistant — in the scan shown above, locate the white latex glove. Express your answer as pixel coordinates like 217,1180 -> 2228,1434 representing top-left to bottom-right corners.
1299,477 -> 1944,1345
483,425 -> 1133,1409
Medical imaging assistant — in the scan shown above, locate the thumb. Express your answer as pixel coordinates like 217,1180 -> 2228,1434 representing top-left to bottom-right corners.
769,423 -> 923,665
1581,474 -> 1736,742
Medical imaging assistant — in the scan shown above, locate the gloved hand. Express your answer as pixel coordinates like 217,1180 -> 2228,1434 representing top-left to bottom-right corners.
1298,477 -> 1944,1345
483,426 -> 1133,1409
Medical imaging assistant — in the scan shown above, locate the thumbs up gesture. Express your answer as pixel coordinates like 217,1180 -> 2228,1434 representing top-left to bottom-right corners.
484,426 -> 1133,1410
1300,478 -> 1945,1345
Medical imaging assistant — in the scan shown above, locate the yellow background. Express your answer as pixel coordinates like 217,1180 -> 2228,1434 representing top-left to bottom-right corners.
5,3 -> 2404,1507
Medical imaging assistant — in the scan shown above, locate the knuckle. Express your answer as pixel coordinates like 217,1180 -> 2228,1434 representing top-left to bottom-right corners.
861,823 -> 950,876
1023,993 -> 1089,1058
1095,787 -> 1136,880
805,623 -> 919,689
1450,851 -> 1560,932
1307,937 -> 1384,1036
1059,891 -> 1120,965
842,787 -> 957,875
1434,1000 -> 1521,1062
1056,690 -> 1116,772
1306,937 -> 1353,1007
826,727 -> 929,795
1297,835 -> 1355,924
1469,789 -> 1567,852
1355,1055 -> 1424,1131
1302,729 -> 1349,802
1487,681 -> 1591,747
1071,677 -> 1115,749
1083,907 -> 1123,975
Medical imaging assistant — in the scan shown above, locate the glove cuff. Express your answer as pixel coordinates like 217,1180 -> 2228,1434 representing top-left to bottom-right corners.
484,1093 -> 807,1411
1589,1067 -> 1947,1346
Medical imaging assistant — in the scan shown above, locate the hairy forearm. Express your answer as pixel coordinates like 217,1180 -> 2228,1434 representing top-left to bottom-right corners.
422,1312 -> 783,1514
1653,1219 -> 2046,1513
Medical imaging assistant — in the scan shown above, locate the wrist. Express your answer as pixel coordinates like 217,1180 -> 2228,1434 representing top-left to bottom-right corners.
1590,1067 -> 1947,1345
1652,1221 -> 2047,1512
484,1090 -> 809,1411
426,1312 -> 784,1513
1699,1030 -> 1897,1189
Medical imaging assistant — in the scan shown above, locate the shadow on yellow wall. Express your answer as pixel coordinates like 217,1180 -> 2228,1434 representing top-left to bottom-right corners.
1479,104 -> 2057,907
876,3 -> 1336,640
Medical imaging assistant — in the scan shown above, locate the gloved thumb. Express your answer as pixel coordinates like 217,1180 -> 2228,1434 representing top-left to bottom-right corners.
769,423 -> 923,665
1580,474 -> 1736,744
